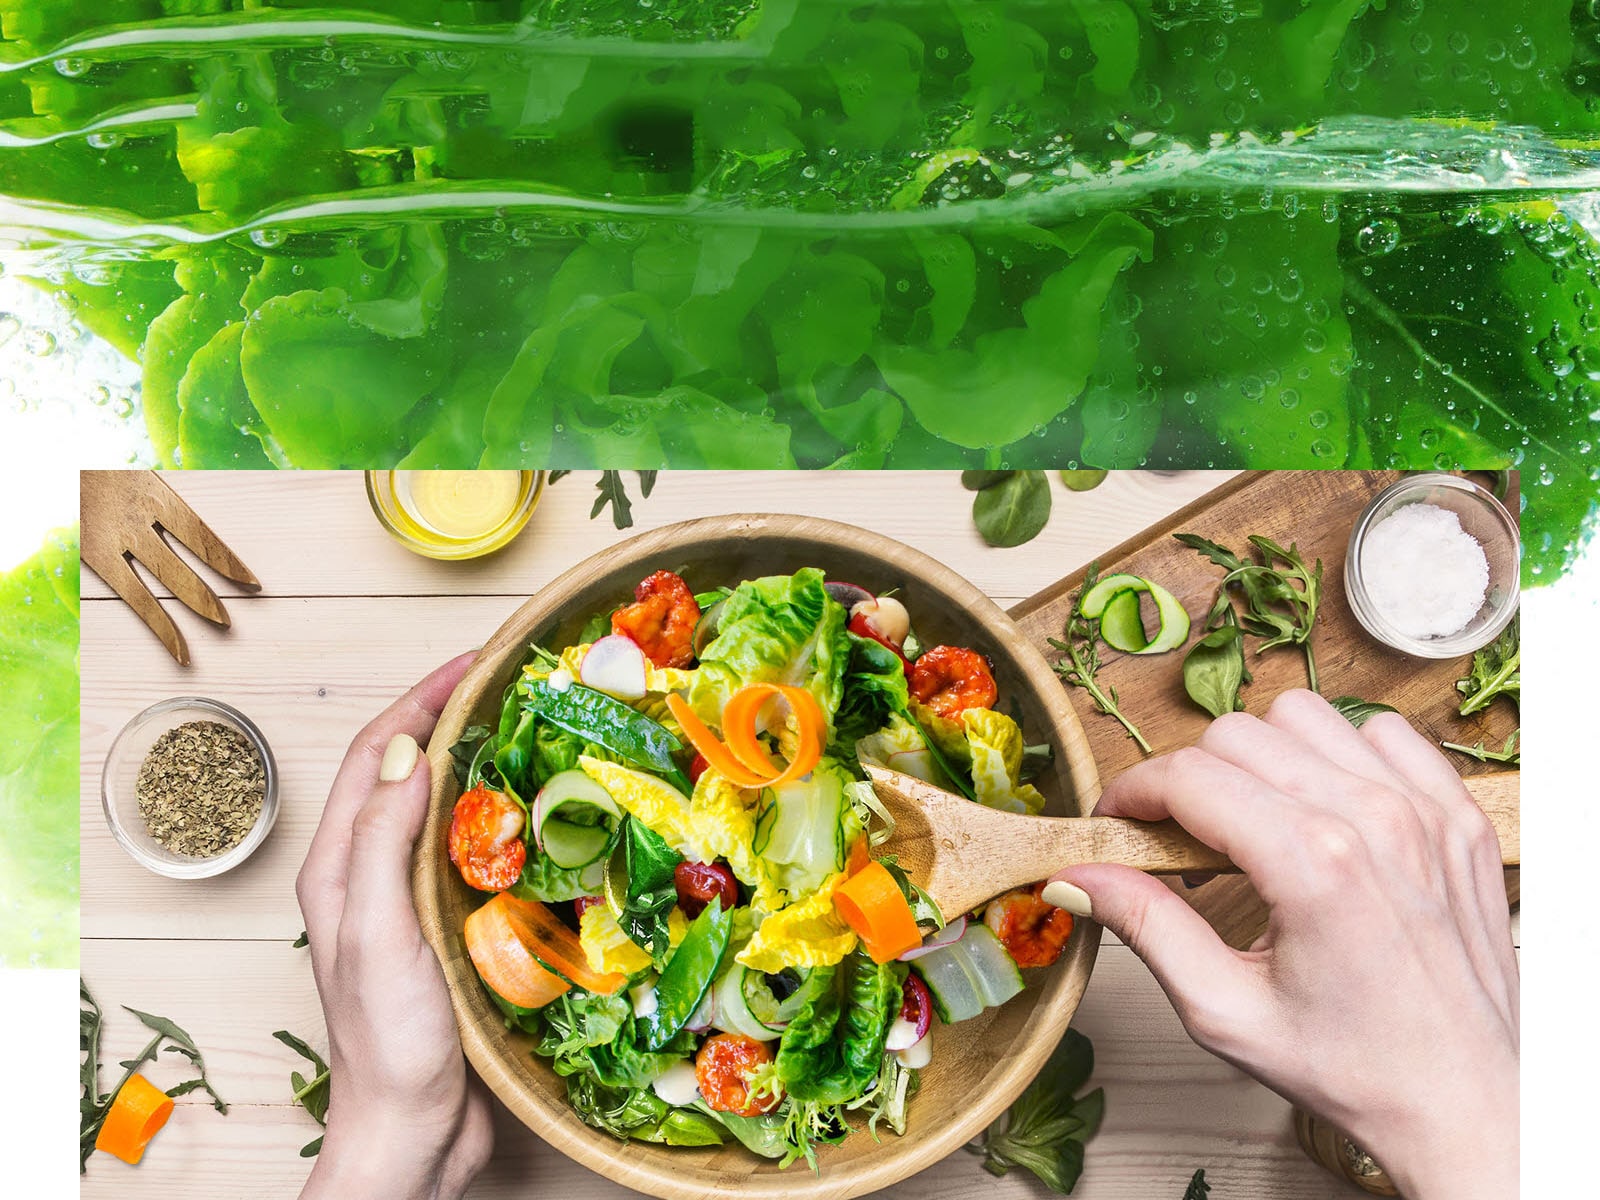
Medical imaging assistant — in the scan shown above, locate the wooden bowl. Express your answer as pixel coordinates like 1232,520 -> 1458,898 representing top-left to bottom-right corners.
414,514 -> 1103,1200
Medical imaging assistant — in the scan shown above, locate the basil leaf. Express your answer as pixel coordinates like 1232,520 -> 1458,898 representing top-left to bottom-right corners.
1182,624 -> 1246,720
973,470 -> 1052,548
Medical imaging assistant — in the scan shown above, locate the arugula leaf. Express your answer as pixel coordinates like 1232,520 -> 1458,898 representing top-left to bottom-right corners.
0,528 -> 79,968
967,1027 -> 1103,1194
1329,697 -> 1399,729
80,983 -> 228,1171
1456,615 -> 1520,717
273,1029 -> 331,1156
1442,731 -> 1520,767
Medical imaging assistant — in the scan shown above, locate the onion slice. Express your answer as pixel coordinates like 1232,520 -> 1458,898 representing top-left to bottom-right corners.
898,915 -> 967,962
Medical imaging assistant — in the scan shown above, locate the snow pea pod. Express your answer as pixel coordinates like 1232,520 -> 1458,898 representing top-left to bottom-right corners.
520,676 -> 691,792
643,897 -> 733,1051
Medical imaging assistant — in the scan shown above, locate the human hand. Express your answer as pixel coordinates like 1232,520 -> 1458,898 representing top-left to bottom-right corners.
1045,690 -> 1517,1200
295,653 -> 493,1200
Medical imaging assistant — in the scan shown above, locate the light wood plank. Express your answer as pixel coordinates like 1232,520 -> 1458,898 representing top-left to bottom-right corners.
79,939 -> 1338,1199
81,470 -> 1234,601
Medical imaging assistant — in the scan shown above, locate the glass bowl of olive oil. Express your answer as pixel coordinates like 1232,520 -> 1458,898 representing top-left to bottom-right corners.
366,470 -> 544,560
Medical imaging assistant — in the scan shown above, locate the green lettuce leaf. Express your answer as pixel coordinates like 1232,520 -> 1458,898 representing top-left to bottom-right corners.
0,529 -> 79,967
914,704 -> 1045,815
689,569 -> 849,735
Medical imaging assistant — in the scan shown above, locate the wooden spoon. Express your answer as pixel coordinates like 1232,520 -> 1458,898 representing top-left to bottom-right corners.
865,764 -> 1520,919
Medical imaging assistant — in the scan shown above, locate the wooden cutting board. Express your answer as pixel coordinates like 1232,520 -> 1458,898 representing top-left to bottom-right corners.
1007,470 -> 1521,949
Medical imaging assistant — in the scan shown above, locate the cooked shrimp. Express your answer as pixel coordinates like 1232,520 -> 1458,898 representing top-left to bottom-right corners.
612,569 -> 701,669
983,882 -> 1074,968
448,784 -> 527,892
908,644 -> 998,718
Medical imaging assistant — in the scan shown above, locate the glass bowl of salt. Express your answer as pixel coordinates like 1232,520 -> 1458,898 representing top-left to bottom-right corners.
1344,473 -> 1520,660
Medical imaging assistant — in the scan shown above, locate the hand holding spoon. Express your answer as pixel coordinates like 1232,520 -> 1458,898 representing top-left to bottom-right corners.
864,764 -> 1520,920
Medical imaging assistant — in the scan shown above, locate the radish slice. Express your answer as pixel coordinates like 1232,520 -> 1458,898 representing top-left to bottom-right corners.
898,915 -> 967,962
579,634 -> 648,700
895,1034 -> 933,1070
885,1016 -> 922,1052
685,988 -> 716,1033
652,1061 -> 701,1107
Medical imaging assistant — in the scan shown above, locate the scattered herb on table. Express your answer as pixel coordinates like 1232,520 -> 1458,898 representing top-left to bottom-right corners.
273,1030 -> 331,1157
549,470 -> 657,530
1183,1168 -> 1212,1199
1442,731 -> 1520,767
1174,532 -> 1324,694
1329,697 -> 1399,728
1182,611 -> 1250,719
291,930 -> 309,948
967,470 -> 1053,548
1049,564 -> 1152,753
1059,470 -> 1109,492
136,720 -> 266,858
80,981 -> 228,1171
1456,615 -> 1520,716
966,1027 -> 1104,1194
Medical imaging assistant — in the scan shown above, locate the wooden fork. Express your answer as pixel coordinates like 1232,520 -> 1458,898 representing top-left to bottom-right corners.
80,471 -> 261,665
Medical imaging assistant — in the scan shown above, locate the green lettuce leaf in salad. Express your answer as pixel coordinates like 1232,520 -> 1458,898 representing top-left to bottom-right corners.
753,758 -> 864,907
689,569 -> 849,737
833,632 -> 911,748
913,705 -> 1047,815
568,1075 -> 727,1148
774,953 -> 903,1106
0,529 -> 79,968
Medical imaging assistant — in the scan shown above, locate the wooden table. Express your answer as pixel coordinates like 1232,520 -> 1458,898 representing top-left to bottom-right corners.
80,469 -> 1446,1200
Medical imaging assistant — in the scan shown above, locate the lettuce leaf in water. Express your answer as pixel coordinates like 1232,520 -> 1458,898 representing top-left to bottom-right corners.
689,569 -> 849,736
0,529 -> 79,968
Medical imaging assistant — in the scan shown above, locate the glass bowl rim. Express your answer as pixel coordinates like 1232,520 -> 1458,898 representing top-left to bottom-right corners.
1344,472 -> 1520,660
101,695 -> 281,880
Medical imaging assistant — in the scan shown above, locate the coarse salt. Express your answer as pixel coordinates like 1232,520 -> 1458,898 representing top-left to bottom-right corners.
1359,502 -> 1489,639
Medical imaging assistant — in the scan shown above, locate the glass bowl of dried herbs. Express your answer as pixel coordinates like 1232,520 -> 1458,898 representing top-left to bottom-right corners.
101,697 -> 279,879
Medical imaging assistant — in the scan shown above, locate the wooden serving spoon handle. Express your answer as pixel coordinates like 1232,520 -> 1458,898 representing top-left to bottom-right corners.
865,765 -> 1519,920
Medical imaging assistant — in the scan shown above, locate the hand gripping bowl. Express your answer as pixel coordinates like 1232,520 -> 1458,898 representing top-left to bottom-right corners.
413,514 -> 1103,1200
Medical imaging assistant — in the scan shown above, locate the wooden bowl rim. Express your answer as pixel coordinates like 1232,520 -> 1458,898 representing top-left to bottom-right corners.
414,513 -> 1103,1200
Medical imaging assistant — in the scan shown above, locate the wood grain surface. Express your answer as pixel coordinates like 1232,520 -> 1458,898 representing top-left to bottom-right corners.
79,470 -> 1516,1200
1007,470 -> 1522,949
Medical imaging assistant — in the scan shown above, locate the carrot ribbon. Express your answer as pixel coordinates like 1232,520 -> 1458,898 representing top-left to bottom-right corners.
666,685 -> 824,789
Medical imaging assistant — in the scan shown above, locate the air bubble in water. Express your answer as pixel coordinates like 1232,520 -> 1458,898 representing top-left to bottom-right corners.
53,57 -> 89,78
85,131 -> 124,150
251,228 -> 288,249
1355,220 -> 1400,256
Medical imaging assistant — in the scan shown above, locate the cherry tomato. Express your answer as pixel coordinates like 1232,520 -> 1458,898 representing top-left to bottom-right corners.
900,972 -> 933,1041
847,611 -> 910,667
572,895 -> 604,921
983,882 -> 1074,968
908,645 -> 998,718
447,785 -> 526,892
695,1033 -> 778,1116
687,752 -> 710,785
674,861 -> 738,918
611,570 -> 700,669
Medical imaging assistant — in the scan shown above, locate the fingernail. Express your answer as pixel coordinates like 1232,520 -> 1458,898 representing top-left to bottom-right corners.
379,734 -> 420,782
1041,880 -> 1093,917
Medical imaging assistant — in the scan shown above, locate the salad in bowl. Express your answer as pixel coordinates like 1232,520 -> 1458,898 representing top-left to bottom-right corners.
444,564 -> 1076,1168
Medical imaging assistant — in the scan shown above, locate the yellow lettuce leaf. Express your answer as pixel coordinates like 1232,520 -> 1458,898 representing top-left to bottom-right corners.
735,871 -> 857,973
